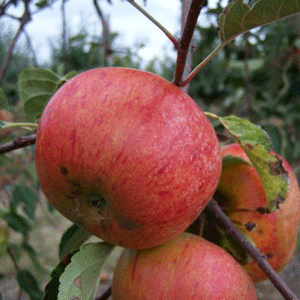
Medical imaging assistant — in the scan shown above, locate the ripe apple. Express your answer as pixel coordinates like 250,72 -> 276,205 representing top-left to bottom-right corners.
214,143 -> 300,282
112,232 -> 257,300
35,67 -> 222,249
0,109 -> 13,141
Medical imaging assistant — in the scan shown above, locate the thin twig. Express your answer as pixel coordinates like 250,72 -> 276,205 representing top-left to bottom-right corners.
172,0 -> 205,86
125,0 -> 178,49
93,0 -> 112,67
0,1 -> 31,84
206,198 -> 299,300
0,134 -> 36,155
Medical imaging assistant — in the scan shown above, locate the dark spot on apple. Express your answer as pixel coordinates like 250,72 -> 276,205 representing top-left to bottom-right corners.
257,229 -> 264,234
70,180 -> 82,188
89,194 -> 107,209
245,221 -> 256,231
266,253 -> 273,259
60,166 -> 68,176
115,215 -> 140,230
256,206 -> 270,214
263,253 -> 273,260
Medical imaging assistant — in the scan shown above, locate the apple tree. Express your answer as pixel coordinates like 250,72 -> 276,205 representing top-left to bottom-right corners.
1,0 -> 300,299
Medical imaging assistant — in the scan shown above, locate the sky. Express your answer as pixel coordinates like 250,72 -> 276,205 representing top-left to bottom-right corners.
4,0 -> 186,64
3,0 -> 222,65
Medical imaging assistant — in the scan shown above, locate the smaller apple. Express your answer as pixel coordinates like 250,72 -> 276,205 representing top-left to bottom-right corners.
214,143 -> 300,282
0,109 -> 13,141
112,232 -> 257,300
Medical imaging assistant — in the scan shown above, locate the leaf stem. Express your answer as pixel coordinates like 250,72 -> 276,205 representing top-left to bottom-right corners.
125,0 -> 179,49
1,122 -> 38,130
181,42 -> 227,87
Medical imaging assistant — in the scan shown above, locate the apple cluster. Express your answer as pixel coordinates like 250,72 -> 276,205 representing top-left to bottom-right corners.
35,67 -> 300,299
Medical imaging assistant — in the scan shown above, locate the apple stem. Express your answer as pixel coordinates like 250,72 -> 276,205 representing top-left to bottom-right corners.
0,134 -> 36,155
206,198 -> 300,300
125,0 -> 179,49
172,0 -> 205,86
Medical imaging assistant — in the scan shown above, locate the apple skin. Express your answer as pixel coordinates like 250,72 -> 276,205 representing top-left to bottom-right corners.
35,67 -> 222,250
215,143 -> 300,282
0,109 -> 13,141
112,232 -> 257,300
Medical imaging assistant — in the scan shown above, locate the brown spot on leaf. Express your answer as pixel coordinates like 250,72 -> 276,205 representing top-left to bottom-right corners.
74,276 -> 82,290
269,160 -> 283,176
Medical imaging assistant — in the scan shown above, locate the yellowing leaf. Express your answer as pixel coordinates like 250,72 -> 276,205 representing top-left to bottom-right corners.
205,113 -> 289,212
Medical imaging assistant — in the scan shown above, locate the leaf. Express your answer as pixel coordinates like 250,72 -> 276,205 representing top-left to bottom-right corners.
17,270 -> 43,300
245,144 -> 288,212
219,0 -> 300,44
220,230 -> 254,265
0,227 -> 9,258
222,154 -> 252,169
206,113 -> 288,212
43,249 -> 79,300
3,212 -> 31,237
23,243 -> 46,280
59,224 -> 91,260
0,88 -> 9,109
35,0 -> 49,8
0,121 -> 9,130
58,242 -> 115,300
18,68 -> 61,120
13,185 -> 38,220
218,115 -> 272,150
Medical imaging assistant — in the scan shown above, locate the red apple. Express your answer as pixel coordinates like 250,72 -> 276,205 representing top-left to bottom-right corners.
35,67 -> 221,249
112,232 -> 257,300
214,143 -> 300,282
0,109 -> 13,141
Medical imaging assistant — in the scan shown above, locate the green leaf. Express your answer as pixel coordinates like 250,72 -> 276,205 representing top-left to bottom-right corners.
23,243 -> 46,280
13,185 -> 38,220
0,88 -> 9,109
43,249 -> 79,300
18,68 -> 61,120
220,230 -> 254,265
263,125 -> 282,153
0,227 -> 9,258
222,154 -> 252,169
3,212 -> 30,237
217,115 -> 272,150
35,0 -> 49,8
17,270 -> 43,300
59,224 -> 91,260
219,0 -> 300,44
58,242 -> 115,300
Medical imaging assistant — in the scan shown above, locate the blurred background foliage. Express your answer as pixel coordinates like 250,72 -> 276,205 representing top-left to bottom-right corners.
0,0 -> 300,298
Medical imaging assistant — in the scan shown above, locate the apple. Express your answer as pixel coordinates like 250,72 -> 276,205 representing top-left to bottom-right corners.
0,109 -> 12,122
0,109 -> 13,141
112,232 -> 257,300
214,143 -> 300,282
35,67 -> 222,249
